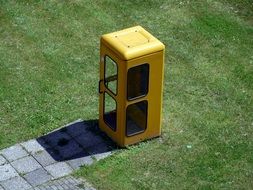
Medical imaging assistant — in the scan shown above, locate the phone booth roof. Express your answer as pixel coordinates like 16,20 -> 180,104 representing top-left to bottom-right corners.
101,26 -> 165,60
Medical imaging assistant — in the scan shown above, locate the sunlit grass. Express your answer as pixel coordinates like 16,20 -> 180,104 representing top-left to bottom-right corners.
1,0 -> 253,189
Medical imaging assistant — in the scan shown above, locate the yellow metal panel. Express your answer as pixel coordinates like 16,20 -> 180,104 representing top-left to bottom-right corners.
118,31 -> 148,47
124,51 -> 164,146
101,26 -> 165,60
99,42 -> 127,146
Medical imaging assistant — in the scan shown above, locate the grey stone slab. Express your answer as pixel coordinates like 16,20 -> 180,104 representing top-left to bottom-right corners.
62,184 -> 69,189
65,176 -> 79,185
42,131 -> 72,148
0,176 -> 31,190
86,142 -> 112,155
86,142 -> 113,160
1,144 -> 28,162
33,149 -> 61,167
65,120 -> 91,137
35,176 -> 95,190
93,151 -> 112,161
11,156 -> 41,174
0,164 -> 19,181
45,162 -> 73,178
67,155 -> 93,169
75,132 -> 104,149
55,139 -> 84,159
51,185 -> 58,190
36,137 -> 52,149
21,139 -> 45,154
0,155 -> 7,166
24,168 -> 52,187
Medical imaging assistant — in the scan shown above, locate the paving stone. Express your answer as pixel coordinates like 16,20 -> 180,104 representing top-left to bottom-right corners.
86,142 -> 112,155
42,131 -> 72,148
0,176 -> 31,190
52,185 -> 58,190
93,151 -> 112,161
62,184 -> 68,189
24,168 -> 52,187
36,137 -> 52,149
36,176 -> 95,190
45,162 -> 73,178
55,139 -> 84,159
65,177 -> 79,185
0,164 -> 19,181
11,156 -> 41,174
33,149 -> 61,167
75,132 -> 104,149
0,155 -> 7,166
1,144 -> 28,162
67,154 -> 93,169
65,120 -> 91,137
21,139 -> 45,154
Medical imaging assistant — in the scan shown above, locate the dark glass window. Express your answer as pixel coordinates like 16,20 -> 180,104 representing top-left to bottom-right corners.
126,100 -> 148,136
105,56 -> 117,95
104,92 -> 117,131
127,64 -> 149,100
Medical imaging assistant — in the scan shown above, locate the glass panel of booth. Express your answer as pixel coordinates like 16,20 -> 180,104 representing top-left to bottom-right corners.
126,100 -> 148,136
104,92 -> 117,131
127,63 -> 149,100
104,56 -> 118,95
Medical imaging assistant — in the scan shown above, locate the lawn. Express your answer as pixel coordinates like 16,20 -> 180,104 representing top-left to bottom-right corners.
1,0 -> 253,189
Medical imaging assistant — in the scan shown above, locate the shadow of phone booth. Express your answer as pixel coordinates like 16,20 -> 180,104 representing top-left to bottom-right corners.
99,26 -> 165,147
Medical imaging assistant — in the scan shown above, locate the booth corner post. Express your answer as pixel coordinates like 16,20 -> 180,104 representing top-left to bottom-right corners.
98,26 -> 165,147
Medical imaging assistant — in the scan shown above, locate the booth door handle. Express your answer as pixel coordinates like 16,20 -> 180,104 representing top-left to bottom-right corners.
99,80 -> 103,94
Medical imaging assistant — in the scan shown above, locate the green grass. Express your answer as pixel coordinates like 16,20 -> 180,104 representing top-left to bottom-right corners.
0,0 -> 253,189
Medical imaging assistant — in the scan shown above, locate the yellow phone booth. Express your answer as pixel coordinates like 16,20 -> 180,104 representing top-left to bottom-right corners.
99,26 -> 165,147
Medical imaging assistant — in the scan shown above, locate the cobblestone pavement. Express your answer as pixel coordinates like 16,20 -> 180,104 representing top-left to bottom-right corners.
33,176 -> 95,190
0,119 -> 118,190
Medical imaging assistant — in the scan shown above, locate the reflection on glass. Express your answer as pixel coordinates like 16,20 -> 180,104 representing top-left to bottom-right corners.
126,100 -> 147,136
104,92 -> 117,131
105,56 -> 117,95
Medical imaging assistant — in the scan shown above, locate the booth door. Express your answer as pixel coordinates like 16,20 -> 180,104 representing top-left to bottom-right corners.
99,56 -> 118,132
126,64 -> 149,136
